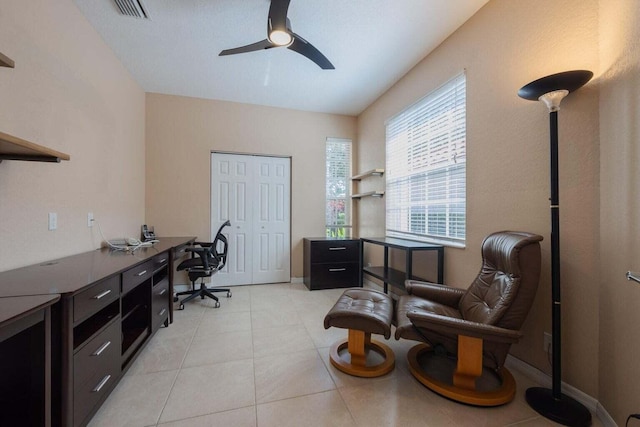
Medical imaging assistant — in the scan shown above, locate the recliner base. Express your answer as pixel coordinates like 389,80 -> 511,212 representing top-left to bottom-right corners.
407,343 -> 516,406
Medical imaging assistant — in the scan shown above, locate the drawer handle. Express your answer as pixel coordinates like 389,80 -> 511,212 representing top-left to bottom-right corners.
136,270 -> 148,277
158,288 -> 168,296
92,375 -> 111,393
329,247 -> 347,251
158,308 -> 167,316
92,289 -> 112,300
329,268 -> 347,272
157,258 -> 167,264
92,341 -> 111,356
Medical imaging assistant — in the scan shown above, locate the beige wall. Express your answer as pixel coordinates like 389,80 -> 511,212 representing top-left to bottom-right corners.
357,0 -> 600,397
598,0 -> 640,424
145,93 -> 356,278
0,0 -> 145,271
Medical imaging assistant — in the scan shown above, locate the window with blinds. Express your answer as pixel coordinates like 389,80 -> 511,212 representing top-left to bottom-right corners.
326,138 -> 352,237
385,72 -> 466,244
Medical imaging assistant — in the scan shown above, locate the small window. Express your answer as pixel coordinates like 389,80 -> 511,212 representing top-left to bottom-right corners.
326,138 -> 352,238
385,72 -> 466,244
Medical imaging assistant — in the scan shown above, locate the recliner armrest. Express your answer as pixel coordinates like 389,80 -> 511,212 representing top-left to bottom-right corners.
407,310 -> 523,344
405,280 -> 465,308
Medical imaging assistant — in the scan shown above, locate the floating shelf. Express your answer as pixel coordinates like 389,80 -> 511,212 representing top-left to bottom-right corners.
352,191 -> 385,199
0,131 -> 70,163
351,168 -> 384,181
0,52 -> 14,68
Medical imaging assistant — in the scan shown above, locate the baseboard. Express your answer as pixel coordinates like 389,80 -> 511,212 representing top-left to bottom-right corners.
290,276 -> 303,284
505,356 -> 615,427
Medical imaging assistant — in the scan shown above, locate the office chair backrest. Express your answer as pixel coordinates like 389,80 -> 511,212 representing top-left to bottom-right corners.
210,220 -> 231,270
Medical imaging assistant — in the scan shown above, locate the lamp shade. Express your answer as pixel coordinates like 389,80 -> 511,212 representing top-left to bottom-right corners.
518,70 -> 593,101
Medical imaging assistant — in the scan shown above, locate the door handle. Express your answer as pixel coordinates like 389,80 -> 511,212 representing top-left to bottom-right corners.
329,247 -> 346,251
136,270 -> 148,277
329,268 -> 347,272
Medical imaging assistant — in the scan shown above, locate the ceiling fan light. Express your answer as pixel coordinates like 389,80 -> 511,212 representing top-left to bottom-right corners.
269,30 -> 292,46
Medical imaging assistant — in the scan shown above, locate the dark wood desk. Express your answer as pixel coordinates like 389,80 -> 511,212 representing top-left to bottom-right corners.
0,237 -> 194,427
360,237 -> 444,293
0,294 -> 60,427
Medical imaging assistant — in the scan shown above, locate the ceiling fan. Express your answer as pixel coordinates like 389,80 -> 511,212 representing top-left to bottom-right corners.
219,0 -> 335,70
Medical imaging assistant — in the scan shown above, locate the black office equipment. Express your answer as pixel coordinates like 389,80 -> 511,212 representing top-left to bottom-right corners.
174,220 -> 232,309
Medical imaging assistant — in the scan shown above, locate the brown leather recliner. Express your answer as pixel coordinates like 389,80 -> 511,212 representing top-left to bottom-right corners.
395,231 -> 543,406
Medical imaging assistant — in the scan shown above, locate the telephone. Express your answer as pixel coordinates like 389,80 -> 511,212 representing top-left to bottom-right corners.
141,225 -> 156,242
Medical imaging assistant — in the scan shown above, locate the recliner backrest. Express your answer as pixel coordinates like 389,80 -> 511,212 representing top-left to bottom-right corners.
458,231 -> 542,330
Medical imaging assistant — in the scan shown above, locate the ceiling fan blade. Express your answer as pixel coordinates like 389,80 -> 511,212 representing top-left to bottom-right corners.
268,0 -> 291,33
219,39 -> 274,56
288,33 -> 334,70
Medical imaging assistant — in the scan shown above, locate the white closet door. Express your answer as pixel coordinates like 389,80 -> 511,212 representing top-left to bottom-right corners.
211,153 -> 253,285
210,153 -> 291,285
252,156 -> 291,284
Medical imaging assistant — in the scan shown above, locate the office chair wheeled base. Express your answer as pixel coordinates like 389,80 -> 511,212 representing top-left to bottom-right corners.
407,343 -> 516,407
174,282 -> 232,310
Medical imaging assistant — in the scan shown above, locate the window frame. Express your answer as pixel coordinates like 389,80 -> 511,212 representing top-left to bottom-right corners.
325,137 -> 352,238
384,72 -> 466,247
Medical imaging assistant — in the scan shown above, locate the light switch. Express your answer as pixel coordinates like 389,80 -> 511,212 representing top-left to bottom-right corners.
48,212 -> 57,230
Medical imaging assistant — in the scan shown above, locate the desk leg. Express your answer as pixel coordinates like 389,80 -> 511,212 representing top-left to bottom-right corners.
383,247 -> 389,293
437,247 -> 444,284
359,240 -> 364,287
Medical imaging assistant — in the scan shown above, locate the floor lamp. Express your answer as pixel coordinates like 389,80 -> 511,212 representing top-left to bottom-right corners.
517,70 -> 593,427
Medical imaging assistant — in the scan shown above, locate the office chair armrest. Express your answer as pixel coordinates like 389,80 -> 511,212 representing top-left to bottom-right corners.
185,246 -> 213,269
407,310 -> 523,344
185,246 -> 209,255
405,280 -> 465,307
193,241 -> 214,247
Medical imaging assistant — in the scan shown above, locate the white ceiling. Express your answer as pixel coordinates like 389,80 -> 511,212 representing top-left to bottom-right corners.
73,0 -> 488,116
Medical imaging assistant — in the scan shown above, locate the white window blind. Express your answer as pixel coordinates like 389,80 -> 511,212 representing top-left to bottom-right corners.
385,72 -> 466,243
326,138 -> 352,237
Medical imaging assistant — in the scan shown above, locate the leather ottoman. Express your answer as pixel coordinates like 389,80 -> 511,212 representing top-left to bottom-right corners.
324,288 -> 395,377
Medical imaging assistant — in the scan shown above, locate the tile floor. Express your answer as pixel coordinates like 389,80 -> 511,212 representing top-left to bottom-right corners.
88,283 -> 602,427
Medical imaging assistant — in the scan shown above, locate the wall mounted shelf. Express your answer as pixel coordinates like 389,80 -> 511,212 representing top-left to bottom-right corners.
0,131 -> 70,163
351,168 -> 384,200
351,168 -> 384,181
352,191 -> 385,199
0,52 -> 15,68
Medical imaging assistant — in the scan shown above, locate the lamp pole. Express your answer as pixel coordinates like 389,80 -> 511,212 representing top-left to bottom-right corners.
518,70 -> 593,427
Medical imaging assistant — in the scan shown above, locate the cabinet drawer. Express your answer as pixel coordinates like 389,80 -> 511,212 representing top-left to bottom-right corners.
73,276 -> 120,324
152,279 -> 169,330
74,318 -> 121,391
311,240 -> 360,263
73,362 -> 119,427
152,252 -> 169,272
310,262 -> 359,288
122,260 -> 153,295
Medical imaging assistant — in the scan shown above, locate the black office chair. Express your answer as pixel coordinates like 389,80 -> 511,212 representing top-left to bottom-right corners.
174,220 -> 232,309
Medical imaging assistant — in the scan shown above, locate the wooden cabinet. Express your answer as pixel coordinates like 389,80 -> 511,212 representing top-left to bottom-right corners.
0,295 -> 59,427
303,238 -> 361,290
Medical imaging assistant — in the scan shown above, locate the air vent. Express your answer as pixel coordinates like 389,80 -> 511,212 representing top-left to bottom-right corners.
113,0 -> 149,19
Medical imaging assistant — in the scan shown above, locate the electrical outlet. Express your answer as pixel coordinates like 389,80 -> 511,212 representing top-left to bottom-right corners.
48,212 -> 57,231
87,212 -> 94,227
543,332 -> 552,353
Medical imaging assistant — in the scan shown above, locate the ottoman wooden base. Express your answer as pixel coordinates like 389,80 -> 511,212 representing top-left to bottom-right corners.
329,329 -> 395,378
